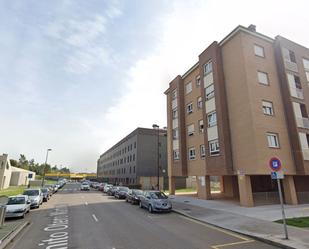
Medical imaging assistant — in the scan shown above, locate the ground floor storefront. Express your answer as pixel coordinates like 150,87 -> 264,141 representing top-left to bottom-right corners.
169,175 -> 309,207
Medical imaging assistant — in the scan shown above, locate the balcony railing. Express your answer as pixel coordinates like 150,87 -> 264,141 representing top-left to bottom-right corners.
290,86 -> 304,99
302,148 -> 309,161
296,117 -> 309,129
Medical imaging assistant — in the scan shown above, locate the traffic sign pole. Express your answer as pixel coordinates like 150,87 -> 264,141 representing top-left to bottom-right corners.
277,178 -> 288,240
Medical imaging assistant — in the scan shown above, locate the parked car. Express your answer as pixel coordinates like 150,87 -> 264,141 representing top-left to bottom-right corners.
139,191 -> 172,213
5,195 -> 30,219
107,186 -> 118,196
41,188 -> 50,202
126,189 -> 144,204
80,182 -> 90,191
98,183 -> 105,191
114,187 -> 129,199
44,185 -> 55,195
23,189 -> 43,208
103,184 -> 113,193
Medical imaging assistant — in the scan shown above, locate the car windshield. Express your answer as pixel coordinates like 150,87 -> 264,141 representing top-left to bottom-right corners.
150,192 -> 168,199
7,197 -> 25,205
41,188 -> 48,193
23,190 -> 39,196
119,187 -> 128,191
133,190 -> 143,195
82,183 -> 89,185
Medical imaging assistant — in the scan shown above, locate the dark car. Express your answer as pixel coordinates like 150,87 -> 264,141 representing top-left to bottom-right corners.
139,191 -> 172,213
107,186 -> 119,196
126,189 -> 144,204
114,187 -> 129,199
41,188 -> 50,202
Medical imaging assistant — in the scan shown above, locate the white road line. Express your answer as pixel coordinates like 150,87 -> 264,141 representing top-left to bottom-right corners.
92,214 -> 98,222
85,202 -> 88,206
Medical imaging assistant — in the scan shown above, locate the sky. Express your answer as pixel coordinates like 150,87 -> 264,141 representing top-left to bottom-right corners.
1,0 -> 309,172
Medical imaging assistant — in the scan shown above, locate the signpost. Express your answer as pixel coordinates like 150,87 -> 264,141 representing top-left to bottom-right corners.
269,157 -> 288,240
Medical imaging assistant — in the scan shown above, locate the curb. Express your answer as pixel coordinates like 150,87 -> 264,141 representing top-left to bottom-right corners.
0,221 -> 30,249
172,209 -> 297,249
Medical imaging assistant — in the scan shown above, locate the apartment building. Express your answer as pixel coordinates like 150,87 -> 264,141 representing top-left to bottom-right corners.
97,128 -> 168,189
165,25 -> 309,206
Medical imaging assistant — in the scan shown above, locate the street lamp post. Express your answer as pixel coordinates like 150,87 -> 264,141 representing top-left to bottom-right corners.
42,149 -> 52,187
152,124 -> 160,190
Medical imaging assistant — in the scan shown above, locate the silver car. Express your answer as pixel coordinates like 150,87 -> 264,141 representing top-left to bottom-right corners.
139,191 -> 172,213
5,195 -> 31,218
23,189 -> 43,208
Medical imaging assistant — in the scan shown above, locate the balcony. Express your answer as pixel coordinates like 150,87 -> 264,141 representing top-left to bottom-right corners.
284,60 -> 298,73
296,117 -> 309,129
302,148 -> 309,161
290,86 -> 304,99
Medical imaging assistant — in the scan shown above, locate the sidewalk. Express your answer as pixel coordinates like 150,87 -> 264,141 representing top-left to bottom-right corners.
0,221 -> 29,248
170,195 -> 309,249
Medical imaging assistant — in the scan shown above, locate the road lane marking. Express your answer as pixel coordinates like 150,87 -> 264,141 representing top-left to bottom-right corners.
211,240 -> 255,248
85,202 -> 88,206
179,215 -> 249,241
92,214 -> 98,222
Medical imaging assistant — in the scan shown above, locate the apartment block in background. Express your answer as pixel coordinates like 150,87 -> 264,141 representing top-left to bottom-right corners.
97,128 -> 169,190
165,25 -> 309,206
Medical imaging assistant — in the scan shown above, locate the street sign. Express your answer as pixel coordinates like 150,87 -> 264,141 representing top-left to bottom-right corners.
269,157 -> 281,172
271,171 -> 284,179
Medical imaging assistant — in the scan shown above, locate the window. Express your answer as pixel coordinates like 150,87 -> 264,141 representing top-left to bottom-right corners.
173,150 -> 180,160
258,71 -> 269,85
196,75 -> 201,86
283,48 -> 296,63
133,166 -> 136,173
134,142 -> 136,148
187,124 -> 195,136
204,60 -> 213,75
254,44 -> 264,57
172,108 -> 178,119
133,154 -> 135,161
267,133 -> 280,148
303,58 -> 309,70
262,101 -> 274,115
172,90 -> 177,100
187,102 -> 193,114
199,119 -> 204,133
200,144 -> 206,158
197,97 -> 203,109
207,112 -> 217,127
209,139 -> 220,156
205,84 -> 215,100
306,72 -> 309,82
185,82 -> 192,94
188,147 -> 196,160
172,128 -> 178,140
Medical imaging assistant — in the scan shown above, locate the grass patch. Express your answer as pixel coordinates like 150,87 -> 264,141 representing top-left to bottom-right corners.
275,217 -> 309,228
0,186 -> 26,197
175,188 -> 197,193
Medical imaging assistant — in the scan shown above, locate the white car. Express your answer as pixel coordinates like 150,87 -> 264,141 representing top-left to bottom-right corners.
5,195 -> 31,218
80,182 -> 90,191
23,189 -> 43,208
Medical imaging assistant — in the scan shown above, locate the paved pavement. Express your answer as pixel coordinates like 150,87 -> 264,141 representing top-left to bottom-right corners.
171,196 -> 309,249
5,183 -> 279,249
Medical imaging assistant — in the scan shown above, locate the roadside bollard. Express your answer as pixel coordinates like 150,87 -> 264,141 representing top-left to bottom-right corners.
0,205 -> 6,227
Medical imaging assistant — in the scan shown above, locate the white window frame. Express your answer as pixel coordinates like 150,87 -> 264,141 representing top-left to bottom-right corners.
197,97 -> 203,109
254,44 -> 265,57
262,101 -> 274,116
205,84 -> 215,100
173,150 -> 180,160
257,71 -> 269,85
199,119 -> 204,133
188,147 -> 196,160
207,111 -> 217,127
172,90 -> 177,100
187,124 -> 195,136
187,102 -> 193,114
209,139 -> 220,156
267,133 -> 280,148
172,108 -> 178,119
172,128 -> 178,140
204,60 -> 213,75
200,144 -> 206,158
196,75 -> 201,86
185,82 -> 192,94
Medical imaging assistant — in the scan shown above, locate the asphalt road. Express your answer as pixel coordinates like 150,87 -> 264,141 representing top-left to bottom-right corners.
6,183 -> 279,249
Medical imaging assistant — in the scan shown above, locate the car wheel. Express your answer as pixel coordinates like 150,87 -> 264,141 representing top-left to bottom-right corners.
148,205 -> 153,213
125,199 -> 128,202
139,201 -> 143,208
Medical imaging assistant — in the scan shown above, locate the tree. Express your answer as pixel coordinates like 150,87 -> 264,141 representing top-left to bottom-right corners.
9,159 -> 18,167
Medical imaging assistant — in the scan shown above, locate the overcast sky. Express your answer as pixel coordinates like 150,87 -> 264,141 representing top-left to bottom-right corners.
0,0 -> 309,172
